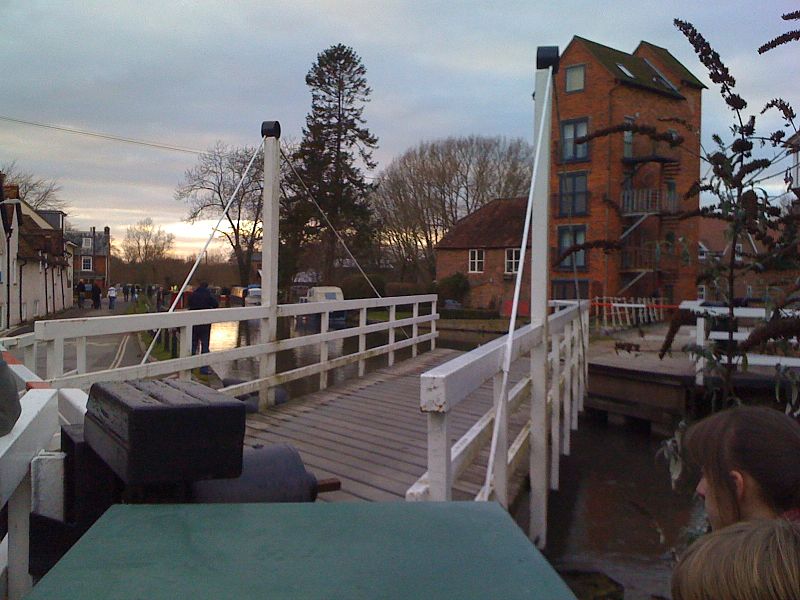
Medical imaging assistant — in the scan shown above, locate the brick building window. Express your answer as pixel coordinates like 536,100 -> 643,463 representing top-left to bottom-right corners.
82,256 -> 93,271
697,285 -> 706,300
504,248 -> 520,274
557,225 -> 586,269
623,116 -> 634,158
561,119 -> 588,162
552,279 -> 589,300
82,237 -> 92,250
468,249 -> 484,273
565,65 -> 585,92
559,172 -> 588,216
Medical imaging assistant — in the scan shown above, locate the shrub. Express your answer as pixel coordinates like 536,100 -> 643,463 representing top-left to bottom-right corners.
385,281 -> 428,296
437,272 -> 470,304
341,273 -> 386,299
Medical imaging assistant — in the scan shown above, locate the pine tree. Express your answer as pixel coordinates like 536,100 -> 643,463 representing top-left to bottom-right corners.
289,44 -> 378,283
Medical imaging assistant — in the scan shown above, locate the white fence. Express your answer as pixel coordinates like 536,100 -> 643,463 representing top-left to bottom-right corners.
406,301 -> 589,548
9,295 -> 438,395
593,296 -> 667,330
0,294 -> 438,599
681,301 -> 800,385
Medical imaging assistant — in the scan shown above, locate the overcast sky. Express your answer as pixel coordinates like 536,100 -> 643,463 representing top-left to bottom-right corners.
2,1 -> 797,256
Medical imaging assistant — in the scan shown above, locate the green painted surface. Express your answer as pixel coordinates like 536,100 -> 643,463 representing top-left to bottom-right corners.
28,502 -> 576,600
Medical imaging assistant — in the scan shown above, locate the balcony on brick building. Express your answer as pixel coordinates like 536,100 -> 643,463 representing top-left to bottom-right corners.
620,244 -> 680,272
620,188 -> 679,216
622,137 -> 680,166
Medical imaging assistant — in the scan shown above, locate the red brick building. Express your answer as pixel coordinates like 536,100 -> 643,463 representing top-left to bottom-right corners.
66,226 -> 112,291
436,37 -> 704,312
436,198 -> 530,314
549,37 -> 703,303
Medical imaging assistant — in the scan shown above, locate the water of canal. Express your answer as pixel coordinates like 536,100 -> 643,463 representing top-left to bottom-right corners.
208,318 -> 698,599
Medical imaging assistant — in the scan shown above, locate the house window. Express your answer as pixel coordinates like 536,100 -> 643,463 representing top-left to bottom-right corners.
746,285 -> 753,298
561,119 -> 589,162
82,237 -> 92,250
33,300 -> 40,317
565,65 -> 585,92
559,172 -> 588,216
468,249 -> 484,273
697,285 -> 706,301
82,256 -> 93,271
698,249 -> 707,261
623,117 -> 634,158
505,248 -> 520,274
552,279 -> 589,300
557,225 -> 586,269
735,243 -> 743,262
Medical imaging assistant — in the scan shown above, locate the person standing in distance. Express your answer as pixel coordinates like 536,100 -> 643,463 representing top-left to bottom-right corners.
107,284 -> 117,310
188,282 -> 219,374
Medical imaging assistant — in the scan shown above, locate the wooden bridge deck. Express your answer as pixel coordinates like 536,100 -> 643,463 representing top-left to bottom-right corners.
245,347 -> 532,503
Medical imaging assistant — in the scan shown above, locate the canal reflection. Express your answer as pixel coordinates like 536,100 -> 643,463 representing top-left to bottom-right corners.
208,317 -> 697,598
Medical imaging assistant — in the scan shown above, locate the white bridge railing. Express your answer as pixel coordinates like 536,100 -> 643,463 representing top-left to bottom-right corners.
406,301 -> 589,548
9,294 -> 438,394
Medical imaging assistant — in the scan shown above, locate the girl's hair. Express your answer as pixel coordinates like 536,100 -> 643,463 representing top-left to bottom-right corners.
672,518 -> 800,600
683,406 -> 800,526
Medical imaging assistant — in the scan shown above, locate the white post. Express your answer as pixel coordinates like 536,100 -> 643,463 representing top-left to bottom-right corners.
76,336 -> 87,374
695,314 -> 706,386
178,326 -> 191,380
430,299 -> 437,350
388,304 -> 396,367
529,51 -> 555,548
8,473 -> 32,599
23,343 -> 35,372
358,307 -> 367,377
412,302 -> 419,358
45,337 -> 64,380
563,320 -> 572,452
549,331 -> 561,490
319,311 -> 329,390
428,412 -> 451,501
260,124 -> 281,410
492,372 -> 508,507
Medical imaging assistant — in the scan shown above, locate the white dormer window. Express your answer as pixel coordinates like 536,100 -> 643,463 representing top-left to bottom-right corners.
616,63 -> 635,78
82,237 -> 92,250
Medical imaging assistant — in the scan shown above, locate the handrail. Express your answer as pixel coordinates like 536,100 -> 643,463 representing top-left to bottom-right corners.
8,295 -> 438,393
408,301 -> 590,549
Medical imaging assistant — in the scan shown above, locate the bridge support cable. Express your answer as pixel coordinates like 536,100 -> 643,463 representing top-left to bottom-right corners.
140,137 -> 267,365
479,65 -> 554,505
281,150 -> 412,340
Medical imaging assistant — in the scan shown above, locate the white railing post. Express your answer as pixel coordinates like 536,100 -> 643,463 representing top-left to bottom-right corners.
261,127 -> 280,410
549,331 -> 561,490
45,337 -> 64,380
427,412 -> 451,501
562,320 -> 572,453
388,304 -> 396,367
178,325 -> 191,380
412,303 -> 419,358
76,336 -> 87,374
319,311 -> 330,390
8,472 -> 32,599
358,307 -> 367,377
695,314 -> 706,386
492,372 -> 508,507
430,299 -> 437,350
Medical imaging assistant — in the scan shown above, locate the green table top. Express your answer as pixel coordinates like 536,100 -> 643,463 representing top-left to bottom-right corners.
28,501 -> 576,600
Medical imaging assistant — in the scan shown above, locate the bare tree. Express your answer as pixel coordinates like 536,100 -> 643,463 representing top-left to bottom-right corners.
122,218 -> 175,264
372,136 -> 533,280
1,160 -> 66,211
176,142 -> 263,285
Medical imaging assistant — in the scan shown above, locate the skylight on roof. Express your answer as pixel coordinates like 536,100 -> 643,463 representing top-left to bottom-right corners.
616,63 -> 635,78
